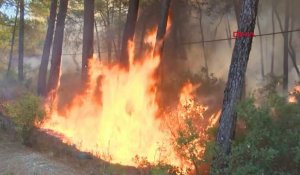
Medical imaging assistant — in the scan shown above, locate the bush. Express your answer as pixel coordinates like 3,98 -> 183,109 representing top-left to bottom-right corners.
3,93 -> 45,145
224,94 -> 300,175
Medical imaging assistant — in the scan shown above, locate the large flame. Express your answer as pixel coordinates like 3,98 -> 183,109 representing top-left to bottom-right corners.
39,21 -> 219,170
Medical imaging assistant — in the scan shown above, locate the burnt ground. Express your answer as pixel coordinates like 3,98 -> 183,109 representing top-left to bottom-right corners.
0,116 -> 142,175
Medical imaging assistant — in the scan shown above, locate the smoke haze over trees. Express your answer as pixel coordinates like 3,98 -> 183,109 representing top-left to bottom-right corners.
0,0 -> 299,174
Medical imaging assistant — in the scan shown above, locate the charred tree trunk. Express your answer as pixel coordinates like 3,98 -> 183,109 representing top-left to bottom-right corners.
212,0 -> 259,172
283,0 -> 290,91
18,0 -> 24,81
47,0 -> 69,94
120,0 -> 139,68
81,0 -> 95,84
138,20 -> 146,57
6,1 -> 19,76
37,0 -> 58,96
106,0 -> 112,63
117,0 -> 122,55
154,0 -> 171,57
95,20 -> 101,60
154,0 -> 171,85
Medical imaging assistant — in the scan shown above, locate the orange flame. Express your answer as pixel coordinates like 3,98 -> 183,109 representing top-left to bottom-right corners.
288,85 -> 300,103
39,15 -> 220,171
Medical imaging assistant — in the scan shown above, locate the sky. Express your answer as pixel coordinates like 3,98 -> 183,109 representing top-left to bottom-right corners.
0,0 -> 30,19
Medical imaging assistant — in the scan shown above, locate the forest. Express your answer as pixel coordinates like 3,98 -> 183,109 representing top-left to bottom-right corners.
0,0 -> 299,175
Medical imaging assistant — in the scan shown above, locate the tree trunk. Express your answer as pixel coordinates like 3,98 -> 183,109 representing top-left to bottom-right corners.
154,0 -> 171,85
117,0 -> 122,56
106,0 -> 112,63
271,0 -> 275,75
138,20 -> 146,57
37,0 -> 58,96
81,0 -> 95,84
154,0 -> 171,57
6,1 -> 19,76
257,16 -> 264,79
18,0 -> 24,81
283,0 -> 290,91
198,4 -> 208,77
232,0 -> 247,99
288,13 -> 299,78
233,0 -> 241,27
213,0 -> 259,172
274,6 -> 299,80
47,0 -> 69,94
120,0 -> 139,68
226,15 -> 232,49
95,20 -> 101,60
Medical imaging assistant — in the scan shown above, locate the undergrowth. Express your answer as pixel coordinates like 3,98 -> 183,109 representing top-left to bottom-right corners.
3,93 -> 45,145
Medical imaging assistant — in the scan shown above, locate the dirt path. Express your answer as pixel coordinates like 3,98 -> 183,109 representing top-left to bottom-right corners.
0,134 -> 86,175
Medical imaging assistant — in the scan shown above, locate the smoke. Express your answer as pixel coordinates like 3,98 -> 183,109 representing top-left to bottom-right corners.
184,0 -> 300,94
18,0 -> 299,101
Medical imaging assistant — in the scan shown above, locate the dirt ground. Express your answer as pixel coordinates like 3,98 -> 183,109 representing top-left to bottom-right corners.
0,132 -> 87,175
0,129 -> 142,175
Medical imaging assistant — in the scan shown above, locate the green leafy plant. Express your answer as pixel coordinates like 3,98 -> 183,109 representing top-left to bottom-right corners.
224,94 -> 300,175
3,93 -> 45,145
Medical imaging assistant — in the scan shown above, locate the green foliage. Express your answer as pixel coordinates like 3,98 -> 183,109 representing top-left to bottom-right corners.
150,163 -> 178,175
3,93 -> 45,144
1,171 -> 14,175
225,94 -> 300,174
133,156 -> 179,175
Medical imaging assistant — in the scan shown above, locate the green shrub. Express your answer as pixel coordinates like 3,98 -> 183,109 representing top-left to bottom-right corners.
224,94 -> 300,175
3,93 -> 45,145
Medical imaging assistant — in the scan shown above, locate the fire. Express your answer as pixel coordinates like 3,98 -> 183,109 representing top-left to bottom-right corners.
38,18 -> 219,171
288,85 -> 300,103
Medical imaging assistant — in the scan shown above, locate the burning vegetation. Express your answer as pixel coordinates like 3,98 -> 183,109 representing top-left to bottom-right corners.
38,22 -> 221,173
0,0 -> 300,174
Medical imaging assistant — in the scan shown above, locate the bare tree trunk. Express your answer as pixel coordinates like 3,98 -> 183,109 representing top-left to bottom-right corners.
288,5 -> 299,79
274,6 -> 299,80
198,5 -> 208,77
233,0 -> 241,27
117,0 -> 122,54
81,0 -> 94,84
18,0 -> 24,81
233,0 -> 246,99
212,0 -> 259,172
283,0 -> 290,91
6,1 -> 19,76
226,15 -> 232,49
95,20 -> 101,60
37,0 -> 58,96
120,0 -> 139,68
47,0 -> 69,94
271,0 -> 275,75
257,16 -> 264,79
106,0 -> 112,63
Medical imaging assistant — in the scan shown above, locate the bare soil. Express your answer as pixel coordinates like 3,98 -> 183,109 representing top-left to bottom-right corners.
0,132 -> 87,175
0,126 -> 141,175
